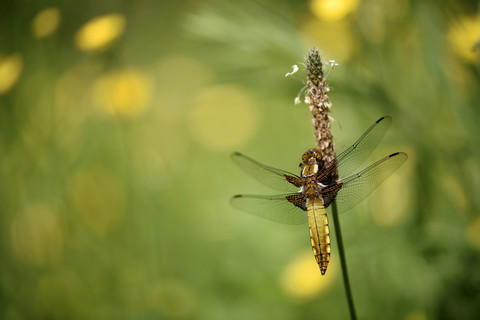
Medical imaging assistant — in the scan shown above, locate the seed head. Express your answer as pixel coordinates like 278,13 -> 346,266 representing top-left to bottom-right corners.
305,48 -> 336,167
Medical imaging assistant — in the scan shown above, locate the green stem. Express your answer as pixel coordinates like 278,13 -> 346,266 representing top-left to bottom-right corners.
331,200 -> 356,320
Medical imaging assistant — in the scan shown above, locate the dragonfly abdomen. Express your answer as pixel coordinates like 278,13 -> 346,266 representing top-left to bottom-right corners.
307,199 -> 331,275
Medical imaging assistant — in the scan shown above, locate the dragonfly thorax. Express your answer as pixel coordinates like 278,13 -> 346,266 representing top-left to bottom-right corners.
300,149 -> 340,204
301,149 -> 325,177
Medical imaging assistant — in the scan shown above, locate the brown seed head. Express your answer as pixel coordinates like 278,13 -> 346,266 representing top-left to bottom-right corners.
305,48 -> 337,179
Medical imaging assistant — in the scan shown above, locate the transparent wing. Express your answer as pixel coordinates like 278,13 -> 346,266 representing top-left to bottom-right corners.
231,194 -> 308,224
232,152 -> 301,193
335,116 -> 392,179
330,152 -> 408,214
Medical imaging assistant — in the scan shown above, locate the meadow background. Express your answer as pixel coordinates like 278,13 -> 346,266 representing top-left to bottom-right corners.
1,0 -> 480,319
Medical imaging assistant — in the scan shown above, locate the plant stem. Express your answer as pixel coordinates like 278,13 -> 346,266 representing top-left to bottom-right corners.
331,200 -> 357,320
304,48 -> 356,319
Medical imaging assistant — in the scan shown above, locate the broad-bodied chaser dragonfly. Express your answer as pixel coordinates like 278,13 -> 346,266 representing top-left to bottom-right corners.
231,116 -> 407,275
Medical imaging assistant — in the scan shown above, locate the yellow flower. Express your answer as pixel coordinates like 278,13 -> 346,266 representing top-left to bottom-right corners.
75,13 -> 126,52
32,7 -> 61,38
447,15 -> 480,63
0,53 -> 23,94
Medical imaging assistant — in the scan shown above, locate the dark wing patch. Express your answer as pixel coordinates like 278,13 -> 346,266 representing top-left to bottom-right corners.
231,193 -> 308,225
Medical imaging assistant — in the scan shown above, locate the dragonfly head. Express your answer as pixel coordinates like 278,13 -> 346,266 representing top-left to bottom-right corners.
302,149 -> 323,165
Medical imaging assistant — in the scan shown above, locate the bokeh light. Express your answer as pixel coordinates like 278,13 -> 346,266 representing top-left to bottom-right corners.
150,278 -> 197,318
10,204 -> 63,266
75,13 -> 126,52
93,69 -> 151,118
0,53 -> 23,94
31,7 -> 61,38
153,55 -> 213,120
309,0 -> 359,22
370,147 -> 414,227
404,310 -> 428,320
466,215 -> 480,250
280,250 -> 337,301
300,18 -> 355,61
188,84 -> 258,150
447,15 -> 480,63
54,64 -> 99,137
356,2 -> 386,44
370,172 -> 411,227
35,269 -> 90,319
69,166 -> 126,235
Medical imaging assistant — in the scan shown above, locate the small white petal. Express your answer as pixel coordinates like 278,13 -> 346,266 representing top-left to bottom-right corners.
329,60 -> 339,68
285,64 -> 299,77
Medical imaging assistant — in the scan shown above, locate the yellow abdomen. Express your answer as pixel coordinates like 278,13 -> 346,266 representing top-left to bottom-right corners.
307,199 -> 331,275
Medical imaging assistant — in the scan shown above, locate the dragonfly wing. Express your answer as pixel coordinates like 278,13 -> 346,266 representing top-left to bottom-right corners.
335,116 -> 392,178
231,193 -> 308,225
232,152 -> 301,193
329,152 -> 408,214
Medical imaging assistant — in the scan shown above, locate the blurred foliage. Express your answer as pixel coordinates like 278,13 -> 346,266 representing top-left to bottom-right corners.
1,0 -> 480,319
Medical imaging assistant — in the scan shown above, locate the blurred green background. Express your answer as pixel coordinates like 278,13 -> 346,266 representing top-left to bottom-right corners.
1,0 -> 480,319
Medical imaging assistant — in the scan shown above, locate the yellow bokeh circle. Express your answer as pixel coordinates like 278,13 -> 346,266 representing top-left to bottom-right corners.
447,15 -> 480,63
150,278 -> 197,318
447,16 -> 480,62
404,310 -> 428,320
467,215 -> 480,251
280,250 -> 337,301
32,7 -> 61,38
10,204 -> 63,266
93,69 -> 151,118
154,55 -> 213,120
188,84 -> 258,150
0,53 -> 23,94
70,166 -> 126,235
36,269 -> 89,318
309,0 -> 359,22
370,171 -> 411,227
300,18 -> 355,62
75,13 -> 126,52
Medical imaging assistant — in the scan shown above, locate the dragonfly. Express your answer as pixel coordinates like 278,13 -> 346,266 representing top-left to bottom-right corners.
231,116 -> 407,275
